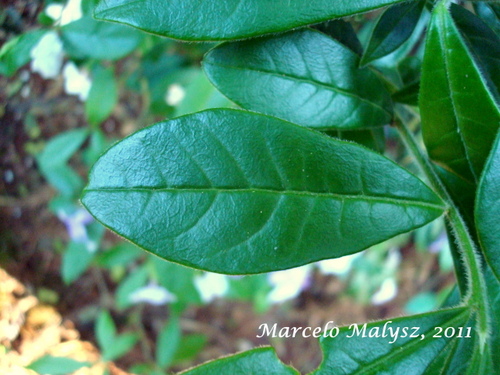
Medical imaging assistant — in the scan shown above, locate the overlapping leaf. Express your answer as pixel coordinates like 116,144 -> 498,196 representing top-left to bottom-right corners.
476,131 -> 500,282
204,30 -> 393,130
420,3 -> 500,184
361,0 -> 426,66
178,347 -> 298,374
313,307 -> 473,375
94,0 -> 410,41
82,109 -> 444,274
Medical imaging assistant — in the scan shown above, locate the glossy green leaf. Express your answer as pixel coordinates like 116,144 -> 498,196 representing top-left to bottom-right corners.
313,307 -> 471,375
94,0 -> 411,42
473,2 -> 500,37
85,66 -> 117,127
178,347 -> 298,374
361,0 -> 426,66
204,30 -> 393,130
420,2 -> 500,183
476,131 -> 500,282
61,16 -> 142,60
0,30 -> 46,77
27,355 -> 90,375
82,109 -> 444,274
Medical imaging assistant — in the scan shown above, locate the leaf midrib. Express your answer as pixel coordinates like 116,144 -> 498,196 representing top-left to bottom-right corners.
83,187 -> 445,210
204,60 -> 391,117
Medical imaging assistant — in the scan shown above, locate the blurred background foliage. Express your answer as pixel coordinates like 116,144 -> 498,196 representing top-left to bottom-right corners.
0,0 -> 457,374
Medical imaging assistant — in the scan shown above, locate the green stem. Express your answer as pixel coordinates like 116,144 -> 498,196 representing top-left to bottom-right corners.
396,120 -> 489,350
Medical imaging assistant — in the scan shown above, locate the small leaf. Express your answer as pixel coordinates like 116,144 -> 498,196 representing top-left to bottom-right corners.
61,16 -> 142,60
156,315 -> 181,369
476,131 -> 500,283
82,109 -> 445,274
420,3 -> 500,183
178,347 -> 298,374
173,334 -> 207,364
204,30 -> 393,130
104,333 -> 138,362
85,66 -> 118,127
27,355 -> 90,375
361,0 -> 426,66
95,310 -> 116,353
0,30 -> 46,77
313,307 -> 471,374
62,241 -> 95,284
115,264 -> 149,309
174,71 -> 234,117
94,0 -> 414,42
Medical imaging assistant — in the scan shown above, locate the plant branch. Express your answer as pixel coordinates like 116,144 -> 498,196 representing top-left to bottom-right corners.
396,119 -> 489,351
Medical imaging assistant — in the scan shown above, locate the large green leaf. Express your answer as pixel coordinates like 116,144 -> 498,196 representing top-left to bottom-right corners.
313,307 -> 472,375
361,0 -> 426,66
476,131 -> 500,282
420,2 -> 500,184
451,4 -> 500,103
204,30 -> 393,130
178,347 -> 298,374
61,16 -> 142,60
82,109 -> 444,274
94,0 -> 410,42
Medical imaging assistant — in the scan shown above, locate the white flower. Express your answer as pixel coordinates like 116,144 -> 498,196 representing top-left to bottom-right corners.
129,283 -> 177,305
194,272 -> 229,303
165,84 -> 186,106
30,32 -> 64,79
46,0 -> 82,26
45,4 -> 64,21
267,265 -> 311,303
371,277 -> 398,305
317,253 -> 360,276
57,208 -> 95,252
63,62 -> 92,101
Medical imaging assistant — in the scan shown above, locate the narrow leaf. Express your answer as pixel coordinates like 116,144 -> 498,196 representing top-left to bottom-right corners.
94,0 -> 412,42
314,307 -> 471,374
476,131 -> 500,282
82,109 -> 444,274
361,0 -> 426,66
473,2 -> 500,37
178,347 -> 298,374
0,30 -> 46,77
204,30 -> 393,130
156,315 -> 181,369
420,2 -> 500,183
451,4 -> 500,103
95,310 -> 116,352
62,241 -> 94,284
